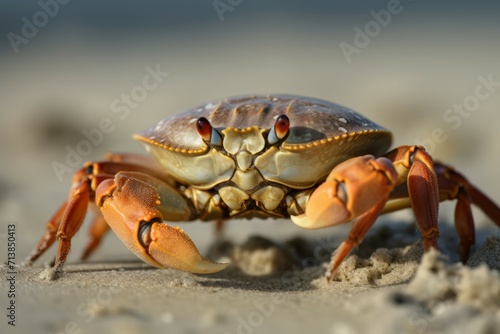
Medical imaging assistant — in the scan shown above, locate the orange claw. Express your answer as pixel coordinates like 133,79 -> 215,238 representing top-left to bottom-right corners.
291,155 -> 398,229
146,223 -> 228,274
290,155 -> 398,280
96,172 -> 228,274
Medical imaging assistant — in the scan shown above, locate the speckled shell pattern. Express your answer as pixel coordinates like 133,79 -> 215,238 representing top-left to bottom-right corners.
137,94 -> 392,154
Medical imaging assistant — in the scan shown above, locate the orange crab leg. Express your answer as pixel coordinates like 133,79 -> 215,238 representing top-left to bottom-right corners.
405,148 -> 440,250
25,157 -> 193,279
23,162 -> 104,268
379,157 -> 500,262
324,147 -> 441,277
326,199 -> 387,280
50,178 -> 92,277
292,147 -> 447,280
434,162 -> 500,224
24,162 -> 131,277
373,146 -> 442,250
24,200 -> 68,266
432,162 -> 500,261
80,213 -> 110,261
290,155 -> 398,278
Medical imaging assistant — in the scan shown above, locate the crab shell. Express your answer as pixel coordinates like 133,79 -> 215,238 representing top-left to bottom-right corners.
134,95 -> 392,191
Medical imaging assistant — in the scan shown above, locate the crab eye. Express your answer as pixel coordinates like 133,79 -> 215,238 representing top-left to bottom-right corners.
267,114 -> 290,144
196,117 -> 223,146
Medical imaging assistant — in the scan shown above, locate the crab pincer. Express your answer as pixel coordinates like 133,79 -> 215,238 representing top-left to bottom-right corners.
96,172 -> 228,274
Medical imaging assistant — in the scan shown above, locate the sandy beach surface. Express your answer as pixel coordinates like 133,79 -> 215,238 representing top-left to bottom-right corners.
1,224 -> 499,334
1,2 -> 500,333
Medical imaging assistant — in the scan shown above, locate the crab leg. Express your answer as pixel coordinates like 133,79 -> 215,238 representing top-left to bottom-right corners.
25,156 -> 225,279
96,171 -> 228,273
326,200 -> 387,280
24,160 -> 152,277
433,162 -> 500,224
23,200 -> 68,266
290,155 -> 398,278
42,176 -> 92,279
435,162 -> 500,261
80,213 -> 110,261
381,159 -> 500,262
291,147 -> 447,279
23,166 -> 98,269
389,146 -> 440,251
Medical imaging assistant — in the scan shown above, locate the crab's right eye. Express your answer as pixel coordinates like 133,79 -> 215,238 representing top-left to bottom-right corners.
267,114 -> 290,145
196,117 -> 223,146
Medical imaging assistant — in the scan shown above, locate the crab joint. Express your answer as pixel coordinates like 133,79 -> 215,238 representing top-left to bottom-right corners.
138,219 -> 160,248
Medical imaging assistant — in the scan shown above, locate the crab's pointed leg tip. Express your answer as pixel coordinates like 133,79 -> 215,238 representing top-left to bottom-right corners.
324,271 -> 333,284
39,268 -> 61,281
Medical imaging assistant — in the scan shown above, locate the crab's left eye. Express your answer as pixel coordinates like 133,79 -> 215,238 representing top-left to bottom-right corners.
196,117 -> 223,146
267,114 -> 290,144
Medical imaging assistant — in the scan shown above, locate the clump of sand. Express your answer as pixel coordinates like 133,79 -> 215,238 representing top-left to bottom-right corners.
210,222 -> 500,304
209,236 -> 298,276
407,237 -> 500,312
328,242 -> 423,286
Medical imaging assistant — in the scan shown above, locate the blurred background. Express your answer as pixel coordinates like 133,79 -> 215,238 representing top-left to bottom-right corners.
1,0 -> 499,263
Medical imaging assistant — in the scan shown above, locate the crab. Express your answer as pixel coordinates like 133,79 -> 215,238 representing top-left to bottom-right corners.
25,95 -> 500,280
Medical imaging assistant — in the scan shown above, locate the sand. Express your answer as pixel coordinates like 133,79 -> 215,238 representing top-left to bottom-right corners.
1,221 -> 499,334
1,3 -> 500,333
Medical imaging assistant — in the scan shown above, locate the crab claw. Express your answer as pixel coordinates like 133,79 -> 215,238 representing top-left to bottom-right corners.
96,173 -> 228,274
291,155 -> 398,229
139,221 -> 228,274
